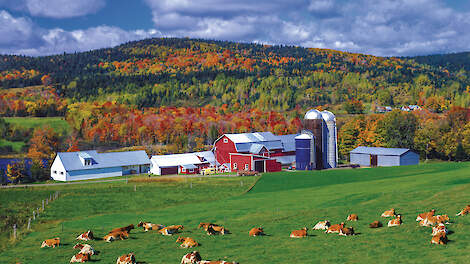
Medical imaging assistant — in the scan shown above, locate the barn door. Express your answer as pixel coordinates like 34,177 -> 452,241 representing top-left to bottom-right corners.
255,160 -> 265,173
370,155 -> 378,167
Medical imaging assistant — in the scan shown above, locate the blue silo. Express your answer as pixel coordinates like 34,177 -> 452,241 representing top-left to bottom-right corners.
295,133 -> 314,170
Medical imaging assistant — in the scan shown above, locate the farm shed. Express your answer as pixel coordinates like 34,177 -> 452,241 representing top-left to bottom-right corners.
150,151 -> 215,175
50,150 -> 151,181
229,153 -> 282,173
350,147 -> 419,167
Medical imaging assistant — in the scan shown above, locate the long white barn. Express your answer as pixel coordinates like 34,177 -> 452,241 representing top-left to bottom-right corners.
50,150 -> 151,181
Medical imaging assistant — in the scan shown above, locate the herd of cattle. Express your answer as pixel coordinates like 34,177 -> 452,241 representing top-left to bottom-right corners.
39,204 -> 470,263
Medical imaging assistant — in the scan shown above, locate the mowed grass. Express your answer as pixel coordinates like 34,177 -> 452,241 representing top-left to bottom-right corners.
4,117 -> 70,135
1,163 -> 470,263
0,139 -> 25,153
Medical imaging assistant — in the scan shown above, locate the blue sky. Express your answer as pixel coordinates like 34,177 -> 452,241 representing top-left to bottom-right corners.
1,0 -> 470,56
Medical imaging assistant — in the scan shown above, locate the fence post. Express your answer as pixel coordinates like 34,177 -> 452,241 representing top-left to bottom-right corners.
13,224 -> 16,240
27,218 -> 31,230
240,181 -> 243,186
33,210 -> 35,220
134,185 -> 136,192
46,198 -> 49,205
37,208 -> 40,218
42,200 -> 45,211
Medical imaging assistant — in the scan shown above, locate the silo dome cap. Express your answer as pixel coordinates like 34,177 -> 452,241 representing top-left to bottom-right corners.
321,110 -> 336,122
304,109 -> 322,119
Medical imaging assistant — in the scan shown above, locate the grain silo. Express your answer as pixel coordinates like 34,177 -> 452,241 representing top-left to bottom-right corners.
303,109 -> 323,170
295,132 -> 315,170
321,110 -> 338,169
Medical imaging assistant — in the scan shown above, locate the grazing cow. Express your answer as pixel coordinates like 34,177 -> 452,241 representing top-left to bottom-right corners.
431,232 -> 447,245
369,221 -> 383,228
313,220 -> 330,230
206,225 -> 227,235
110,224 -> 135,234
347,214 -> 358,221
381,208 -> 396,217
176,236 -> 199,248
76,230 -> 94,241
138,221 -> 164,232
116,253 -> 136,264
416,209 -> 435,221
249,227 -> 265,236
290,227 -> 308,238
103,230 -> 129,242
326,223 -> 344,234
432,223 -> 448,236
181,251 -> 202,264
41,237 -> 60,248
339,226 -> 355,236
70,253 -> 90,263
388,215 -> 402,227
73,244 -> 96,255
456,205 -> 470,216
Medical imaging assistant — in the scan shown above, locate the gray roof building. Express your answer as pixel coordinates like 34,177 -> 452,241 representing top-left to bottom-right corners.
350,146 -> 419,167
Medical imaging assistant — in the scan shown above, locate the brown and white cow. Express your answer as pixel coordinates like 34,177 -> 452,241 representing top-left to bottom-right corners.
431,223 -> 448,236
249,227 -> 265,236
206,225 -> 227,235
181,251 -> 202,264
76,230 -> 94,241
159,225 -> 184,236
312,220 -> 330,230
103,230 -> 129,242
199,261 -> 239,264
431,232 -> 447,245
347,214 -> 358,221
456,205 -> 470,216
199,222 -> 219,230
70,253 -> 91,263
176,236 -> 199,248
339,226 -> 355,236
137,221 -> 164,232
369,221 -> 383,228
116,253 -> 136,264
41,237 -> 60,248
416,209 -> 435,221
388,215 -> 402,227
326,222 -> 344,234
435,214 -> 450,224
290,227 -> 308,238
381,208 -> 396,217
73,244 -> 96,255
110,224 -> 135,234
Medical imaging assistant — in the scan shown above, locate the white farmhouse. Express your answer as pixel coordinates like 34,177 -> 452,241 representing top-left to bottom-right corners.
50,150 -> 150,181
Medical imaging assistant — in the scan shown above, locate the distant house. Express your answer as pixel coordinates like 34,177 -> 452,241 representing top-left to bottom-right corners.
350,147 -> 419,167
50,150 -> 151,181
150,151 -> 215,175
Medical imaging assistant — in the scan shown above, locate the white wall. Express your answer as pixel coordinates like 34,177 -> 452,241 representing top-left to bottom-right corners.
50,156 -> 67,181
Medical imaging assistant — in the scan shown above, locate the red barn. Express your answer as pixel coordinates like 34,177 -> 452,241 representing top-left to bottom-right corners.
213,132 -> 297,173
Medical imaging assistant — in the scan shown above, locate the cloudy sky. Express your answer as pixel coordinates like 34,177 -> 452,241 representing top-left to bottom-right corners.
1,0 -> 470,57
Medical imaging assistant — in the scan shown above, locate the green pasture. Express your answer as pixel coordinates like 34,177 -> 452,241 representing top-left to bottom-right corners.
0,139 -> 25,153
4,117 -> 70,135
1,163 -> 470,263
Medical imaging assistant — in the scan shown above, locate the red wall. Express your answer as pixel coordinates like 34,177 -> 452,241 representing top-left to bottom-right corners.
266,159 -> 282,172
179,166 -> 199,175
214,136 -> 237,165
230,154 -> 252,171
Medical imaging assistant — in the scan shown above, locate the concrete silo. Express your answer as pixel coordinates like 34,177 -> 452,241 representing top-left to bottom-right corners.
303,109 -> 323,170
295,133 -> 315,170
321,110 -> 338,168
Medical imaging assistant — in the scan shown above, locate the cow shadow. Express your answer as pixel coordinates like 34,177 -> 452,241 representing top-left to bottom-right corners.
447,230 -> 454,235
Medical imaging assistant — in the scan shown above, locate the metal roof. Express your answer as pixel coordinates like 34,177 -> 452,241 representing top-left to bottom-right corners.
304,109 -> 322,119
273,155 -> 296,165
277,134 -> 298,152
57,150 -> 150,171
249,144 -> 266,154
350,146 -> 411,156
181,164 -> 197,169
224,132 -> 280,144
151,151 -> 215,168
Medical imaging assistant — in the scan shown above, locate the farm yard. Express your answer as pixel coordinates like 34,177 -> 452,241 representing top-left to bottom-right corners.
1,162 -> 470,263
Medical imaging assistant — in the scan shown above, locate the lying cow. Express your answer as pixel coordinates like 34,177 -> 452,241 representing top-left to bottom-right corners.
76,230 -> 94,241
104,230 -> 129,242
369,221 -> 383,228
199,261 -> 239,264
290,227 -> 308,238
432,223 -> 448,236
198,222 -> 217,230
388,215 -> 402,227
181,251 -> 202,264
116,253 -> 136,264
110,224 -> 134,234
41,237 -> 60,248
339,226 -> 355,236
73,244 -> 96,255
176,236 -> 199,248
456,205 -> 470,216
206,225 -> 228,235
138,221 -> 164,232
381,208 -> 396,217
326,223 -> 344,234
70,253 -> 91,263
431,232 -> 447,245
159,225 -> 184,236
313,220 -> 330,230
416,209 -> 435,222
347,214 -> 358,221
249,227 -> 265,236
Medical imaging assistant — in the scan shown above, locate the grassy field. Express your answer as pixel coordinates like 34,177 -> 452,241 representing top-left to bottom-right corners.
0,139 -> 25,153
4,117 -> 70,135
1,163 -> 470,263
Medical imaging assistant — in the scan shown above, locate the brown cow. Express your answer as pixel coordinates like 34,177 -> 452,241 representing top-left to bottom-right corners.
290,227 -> 308,238
206,225 -> 227,235
369,221 -> 383,228
381,208 -> 396,217
176,236 -> 199,248
339,226 -> 355,236
70,253 -> 90,263
432,223 -> 448,236
249,227 -> 265,236
416,209 -> 435,221
181,251 -> 202,264
104,230 -> 129,242
159,225 -> 184,236
431,232 -> 447,245
388,215 -> 402,227
456,205 -> 470,216
326,222 -> 344,233
137,221 -> 164,232
116,253 -> 136,264
110,224 -> 134,234
347,214 -> 358,221
312,220 -> 330,230
76,230 -> 94,241
198,222 -> 219,230
41,237 -> 60,248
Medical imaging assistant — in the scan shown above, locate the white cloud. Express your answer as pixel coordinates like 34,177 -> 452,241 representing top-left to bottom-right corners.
0,0 -> 105,18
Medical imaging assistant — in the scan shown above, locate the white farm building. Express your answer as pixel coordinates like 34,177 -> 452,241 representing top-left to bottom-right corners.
50,150 -> 151,181
150,151 -> 216,175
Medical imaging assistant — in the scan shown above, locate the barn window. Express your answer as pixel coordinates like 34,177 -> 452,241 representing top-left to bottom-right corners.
53,170 -> 57,174
245,164 -> 249,170
60,171 -> 64,175
181,168 -> 186,172
223,138 -> 228,143
189,169 -> 194,173
233,163 -> 237,169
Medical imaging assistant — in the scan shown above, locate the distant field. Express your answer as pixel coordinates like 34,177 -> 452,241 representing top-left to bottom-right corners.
1,163 -> 470,263
4,117 -> 70,135
0,139 -> 25,153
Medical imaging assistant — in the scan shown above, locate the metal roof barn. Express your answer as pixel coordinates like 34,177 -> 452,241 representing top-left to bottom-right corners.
350,147 -> 419,167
